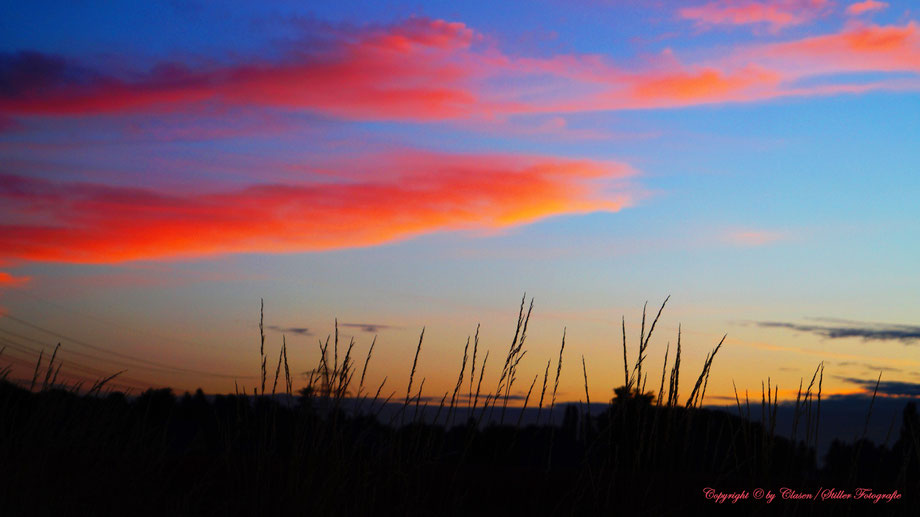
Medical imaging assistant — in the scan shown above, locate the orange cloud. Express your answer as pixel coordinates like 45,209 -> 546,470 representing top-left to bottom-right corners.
846,0 -> 888,15
632,65 -> 782,103
489,22 -> 920,112
679,0 -> 830,31
0,152 -> 636,263
0,272 -> 30,287
724,229 -> 788,246
763,22 -> 920,74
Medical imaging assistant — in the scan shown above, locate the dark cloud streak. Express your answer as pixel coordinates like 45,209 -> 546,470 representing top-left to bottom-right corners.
757,319 -> 920,344
266,325 -> 312,336
836,361 -> 904,373
837,377 -> 920,397
340,322 -> 399,333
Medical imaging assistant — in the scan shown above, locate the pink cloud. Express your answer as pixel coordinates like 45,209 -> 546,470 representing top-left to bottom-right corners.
455,115 -> 657,141
846,1 -> 888,15
724,229 -> 788,246
0,151 -> 637,263
758,22 -> 920,75
679,0 -> 831,32
1,16 -> 919,125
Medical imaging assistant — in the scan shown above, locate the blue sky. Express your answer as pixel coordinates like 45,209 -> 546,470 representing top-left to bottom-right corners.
1,0 -> 918,402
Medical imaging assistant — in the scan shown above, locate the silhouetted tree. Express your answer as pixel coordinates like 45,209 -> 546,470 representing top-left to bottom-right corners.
612,384 -> 654,406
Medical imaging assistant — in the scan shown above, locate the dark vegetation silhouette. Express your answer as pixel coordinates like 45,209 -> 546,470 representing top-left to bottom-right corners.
1,296 -> 918,515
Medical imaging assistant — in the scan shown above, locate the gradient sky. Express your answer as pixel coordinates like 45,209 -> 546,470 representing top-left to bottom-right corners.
1,0 -> 918,405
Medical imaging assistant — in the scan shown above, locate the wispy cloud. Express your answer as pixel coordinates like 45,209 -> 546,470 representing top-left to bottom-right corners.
3,17 -> 919,125
0,151 -> 636,263
846,1 -> 888,16
679,0 -> 831,32
837,376 -> 920,397
0,272 -> 30,287
723,229 -> 788,246
0,19 -> 480,121
266,325 -> 313,336
340,323 -> 399,333
836,361 -> 904,373
758,319 -> 920,343
755,22 -> 920,76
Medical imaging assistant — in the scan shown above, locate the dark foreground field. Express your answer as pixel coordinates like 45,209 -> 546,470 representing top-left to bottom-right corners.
1,379 -> 918,516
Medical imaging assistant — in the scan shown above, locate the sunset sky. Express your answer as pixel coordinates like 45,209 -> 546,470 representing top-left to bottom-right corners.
1,0 -> 918,405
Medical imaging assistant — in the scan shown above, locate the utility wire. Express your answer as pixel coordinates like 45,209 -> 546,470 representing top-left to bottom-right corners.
0,335 -> 154,390
5,287 -> 222,350
0,313 -> 256,379
0,326 -> 221,378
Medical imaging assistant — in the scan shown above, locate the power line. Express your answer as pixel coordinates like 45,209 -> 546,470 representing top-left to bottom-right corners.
0,326 -> 221,378
0,337 -> 140,384
1,349 -> 149,393
5,288 -> 225,350
0,313 -> 257,379
0,335 -> 154,390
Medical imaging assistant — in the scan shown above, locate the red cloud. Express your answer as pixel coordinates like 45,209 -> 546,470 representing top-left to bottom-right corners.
1,16 -> 918,123
0,18 -> 481,121
846,1 -> 888,15
679,0 -> 830,31
0,272 -> 30,287
0,152 -> 636,263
